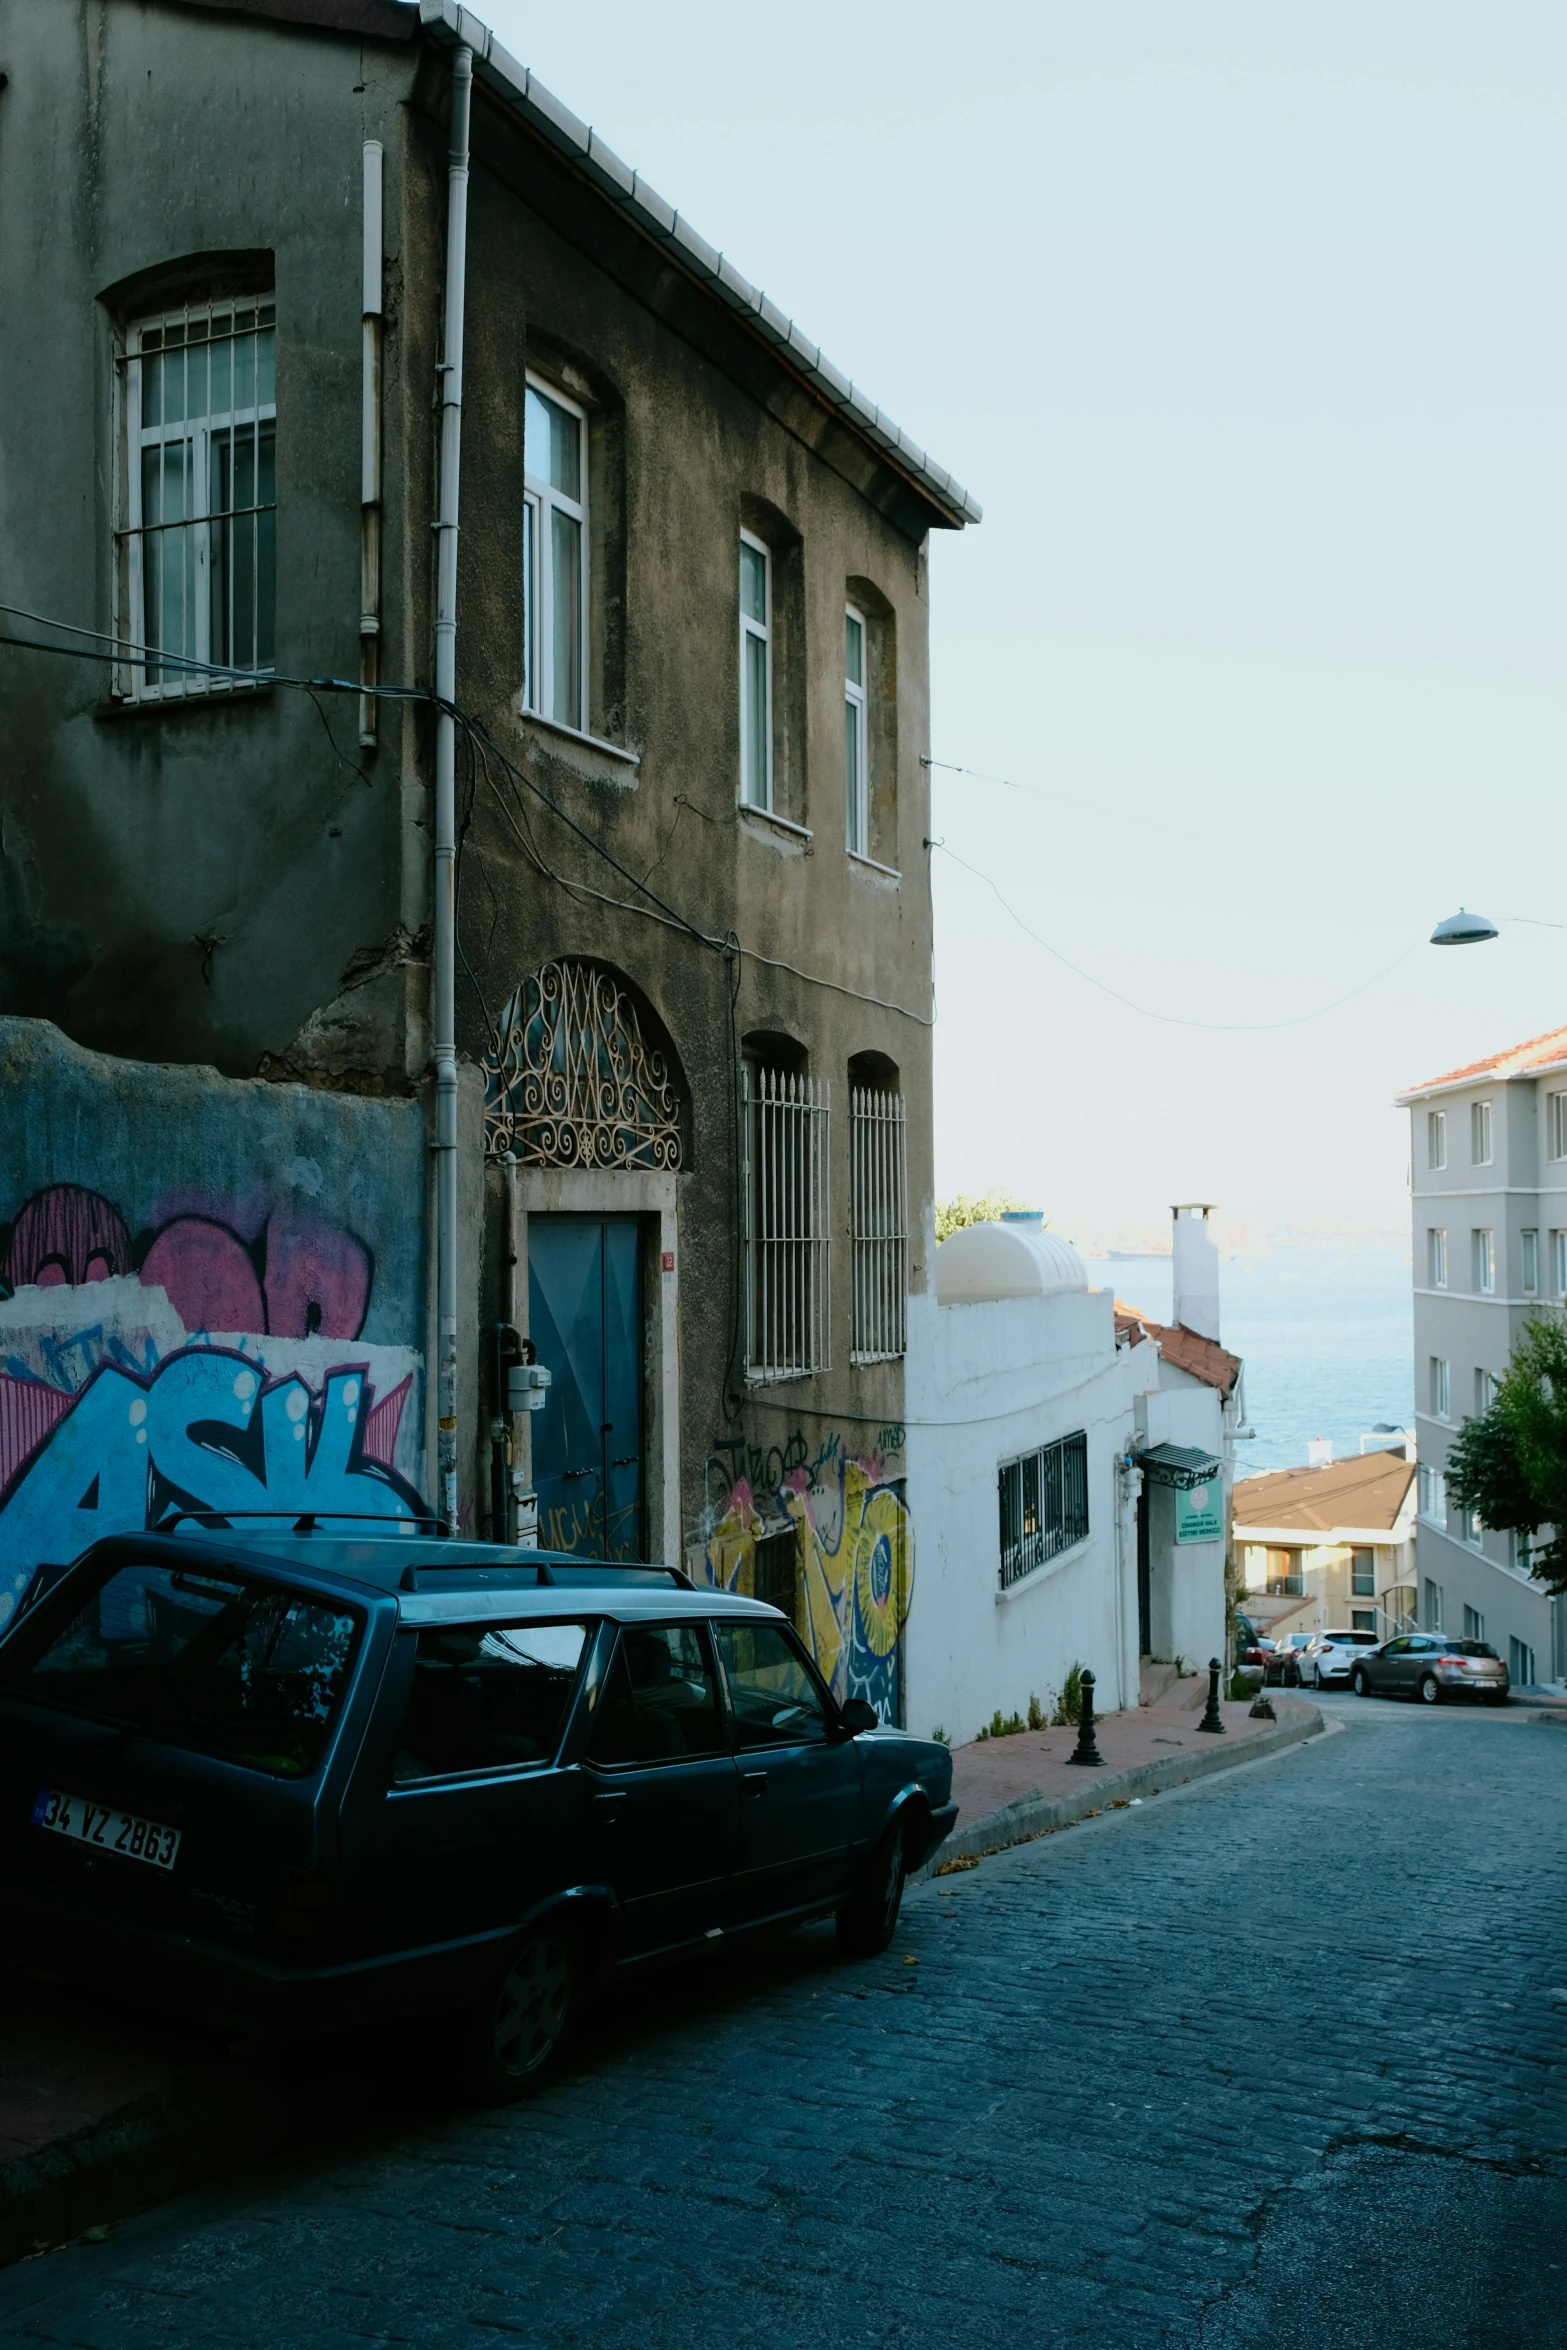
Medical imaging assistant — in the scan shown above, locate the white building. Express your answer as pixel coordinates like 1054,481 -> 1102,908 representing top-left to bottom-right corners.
1396,1026 -> 1567,1687
903,1206 -> 1241,1743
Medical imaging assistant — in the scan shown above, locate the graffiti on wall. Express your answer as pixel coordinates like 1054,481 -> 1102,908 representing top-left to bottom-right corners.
0,1182 -> 424,1624
691,1426 -> 913,1723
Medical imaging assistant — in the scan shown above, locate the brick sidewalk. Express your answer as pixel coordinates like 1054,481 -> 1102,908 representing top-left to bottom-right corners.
948,1684 -> 1310,1826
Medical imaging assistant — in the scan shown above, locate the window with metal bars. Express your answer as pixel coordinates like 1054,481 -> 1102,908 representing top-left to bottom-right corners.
742,1062 -> 830,1382
850,1085 -> 907,1362
116,295 -> 276,699
997,1431 -> 1089,1588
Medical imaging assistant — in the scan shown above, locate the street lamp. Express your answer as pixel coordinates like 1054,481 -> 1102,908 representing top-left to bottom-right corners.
1430,908 -> 1499,947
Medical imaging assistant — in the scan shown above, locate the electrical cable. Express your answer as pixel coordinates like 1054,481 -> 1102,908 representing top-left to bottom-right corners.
933,841 -> 1425,1033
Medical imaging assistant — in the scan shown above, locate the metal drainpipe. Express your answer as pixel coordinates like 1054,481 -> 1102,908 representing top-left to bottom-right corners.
433,46 -> 472,1532
358,139 -> 384,748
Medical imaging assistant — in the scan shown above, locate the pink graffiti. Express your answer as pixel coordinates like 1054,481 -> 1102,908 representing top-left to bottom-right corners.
0,1376 -> 74,1497
5,1187 -> 132,1288
362,1373 -> 410,1471
3,1188 -> 371,1341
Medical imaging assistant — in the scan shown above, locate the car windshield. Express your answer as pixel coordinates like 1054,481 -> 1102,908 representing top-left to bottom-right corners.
0,1555 -> 362,1779
1443,1640 -> 1499,1658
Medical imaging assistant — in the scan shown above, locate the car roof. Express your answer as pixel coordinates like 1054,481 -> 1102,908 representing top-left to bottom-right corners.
86,1530 -> 780,1629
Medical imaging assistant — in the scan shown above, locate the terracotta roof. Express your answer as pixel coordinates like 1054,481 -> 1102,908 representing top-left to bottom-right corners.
1115,1303 -> 1241,1399
1233,1451 -> 1414,1537
1399,1022 -> 1567,1100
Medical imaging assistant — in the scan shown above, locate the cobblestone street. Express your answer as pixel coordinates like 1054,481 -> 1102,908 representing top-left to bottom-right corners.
4,1701 -> 1566,2348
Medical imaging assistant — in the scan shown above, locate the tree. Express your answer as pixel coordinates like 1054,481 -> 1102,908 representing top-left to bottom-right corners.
1445,1314 -> 1567,1593
935,1189 -> 1034,1244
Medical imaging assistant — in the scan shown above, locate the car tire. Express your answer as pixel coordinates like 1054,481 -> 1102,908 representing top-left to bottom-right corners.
460,1926 -> 577,2103
1351,1666 -> 1371,1697
1417,1673 -> 1441,1706
837,1819 -> 909,1958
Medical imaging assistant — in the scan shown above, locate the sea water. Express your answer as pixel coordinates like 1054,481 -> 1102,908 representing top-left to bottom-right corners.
1099,1238 -> 1414,1479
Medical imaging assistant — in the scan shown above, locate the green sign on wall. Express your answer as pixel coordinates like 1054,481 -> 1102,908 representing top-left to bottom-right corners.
1175,1480 -> 1223,1545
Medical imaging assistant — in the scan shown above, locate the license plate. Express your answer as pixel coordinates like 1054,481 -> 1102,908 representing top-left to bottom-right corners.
32,1788 -> 181,1871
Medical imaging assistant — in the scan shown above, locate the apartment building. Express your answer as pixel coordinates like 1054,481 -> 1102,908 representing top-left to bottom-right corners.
1397,1026 -> 1567,1686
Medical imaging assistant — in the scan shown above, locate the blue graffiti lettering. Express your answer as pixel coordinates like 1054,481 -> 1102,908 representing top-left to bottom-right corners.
0,1345 -> 423,1622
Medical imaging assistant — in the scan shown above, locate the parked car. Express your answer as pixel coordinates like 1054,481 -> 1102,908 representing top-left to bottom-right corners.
0,1529 -> 957,2098
1350,1634 -> 1510,1706
1301,1629 -> 1382,1688
1262,1633 -> 1316,1686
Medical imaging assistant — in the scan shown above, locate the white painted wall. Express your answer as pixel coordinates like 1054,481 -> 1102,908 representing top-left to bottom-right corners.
1136,1380 -> 1229,1673
903,1284 -> 1141,1744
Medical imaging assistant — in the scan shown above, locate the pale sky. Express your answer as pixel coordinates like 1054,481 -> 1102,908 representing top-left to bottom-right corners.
482,0 -> 1567,1227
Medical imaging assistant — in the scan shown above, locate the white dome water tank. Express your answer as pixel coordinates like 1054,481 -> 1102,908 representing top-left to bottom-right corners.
935,1216 -> 1089,1304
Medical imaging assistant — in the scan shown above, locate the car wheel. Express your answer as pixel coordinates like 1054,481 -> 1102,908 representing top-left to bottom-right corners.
837,1819 -> 909,1958
1417,1673 -> 1441,1706
1351,1666 -> 1371,1697
461,1927 -> 577,2102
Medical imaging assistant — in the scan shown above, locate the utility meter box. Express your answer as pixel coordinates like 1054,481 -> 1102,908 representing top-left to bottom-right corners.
506,1363 -> 552,1412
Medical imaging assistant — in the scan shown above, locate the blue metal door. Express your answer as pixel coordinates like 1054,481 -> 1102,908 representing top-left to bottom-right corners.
528,1216 -> 644,1560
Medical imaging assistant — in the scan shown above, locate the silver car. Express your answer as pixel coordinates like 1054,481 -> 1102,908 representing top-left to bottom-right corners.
1351,1634 -> 1510,1706
1302,1628 -> 1382,1688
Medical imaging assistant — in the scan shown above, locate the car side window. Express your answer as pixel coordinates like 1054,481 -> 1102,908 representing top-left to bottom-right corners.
586,1624 -> 724,1767
713,1620 -> 831,1749
1382,1638 -> 1408,1655
393,1621 -> 587,1782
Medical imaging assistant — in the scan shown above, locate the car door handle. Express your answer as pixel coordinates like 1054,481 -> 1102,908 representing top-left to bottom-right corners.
593,1792 -> 627,1820
741,1772 -> 768,1799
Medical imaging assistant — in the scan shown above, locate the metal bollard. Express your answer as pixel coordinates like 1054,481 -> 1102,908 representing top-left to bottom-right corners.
1066,1668 -> 1106,1767
1196,1655 -> 1226,1734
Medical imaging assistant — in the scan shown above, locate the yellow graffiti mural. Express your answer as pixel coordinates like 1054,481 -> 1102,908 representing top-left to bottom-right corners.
698,1444 -> 913,1715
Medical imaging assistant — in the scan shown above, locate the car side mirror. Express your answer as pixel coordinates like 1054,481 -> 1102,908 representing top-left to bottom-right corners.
839,1697 -> 879,1735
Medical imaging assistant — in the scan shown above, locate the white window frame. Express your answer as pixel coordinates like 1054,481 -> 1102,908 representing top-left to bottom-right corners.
116,295 -> 277,702
844,602 -> 869,858
1470,1098 -> 1493,1166
1429,1356 -> 1450,1419
1463,1604 -> 1485,1641
739,530 -> 773,811
1418,1465 -> 1447,1527
999,1431 -> 1090,1588
741,1062 -> 830,1381
1472,1227 -> 1495,1294
1424,1576 -> 1444,1630
850,1083 -> 907,1362
522,373 -> 588,731
1550,1093 -> 1567,1162
1428,1108 -> 1447,1170
1427,1227 -> 1447,1288
1555,1229 -> 1567,1298
1474,1366 -> 1496,1417
1522,1228 -> 1539,1295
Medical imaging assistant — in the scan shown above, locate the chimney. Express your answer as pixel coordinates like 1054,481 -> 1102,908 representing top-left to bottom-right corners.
1171,1203 -> 1220,1341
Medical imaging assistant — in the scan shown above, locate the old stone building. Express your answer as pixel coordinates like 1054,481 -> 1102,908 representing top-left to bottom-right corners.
0,0 -> 977,1718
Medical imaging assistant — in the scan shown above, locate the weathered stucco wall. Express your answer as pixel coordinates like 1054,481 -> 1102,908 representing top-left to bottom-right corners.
0,1018 -> 428,1618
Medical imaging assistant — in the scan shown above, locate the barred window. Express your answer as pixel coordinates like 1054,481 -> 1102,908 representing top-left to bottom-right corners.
998,1431 -> 1088,1589
850,1084 -> 907,1362
117,295 -> 276,699
742,1062 -> 830,1381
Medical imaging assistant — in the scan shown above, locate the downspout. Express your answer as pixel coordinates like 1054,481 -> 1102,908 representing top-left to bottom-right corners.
358,140 -> 384,748
433,46 -> 472,1532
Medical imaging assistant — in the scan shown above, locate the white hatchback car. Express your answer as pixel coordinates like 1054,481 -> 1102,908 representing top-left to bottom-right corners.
1302,1628 -> 1382,1688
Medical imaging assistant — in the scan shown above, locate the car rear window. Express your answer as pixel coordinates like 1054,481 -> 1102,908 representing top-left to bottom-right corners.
0,1557 -> 362,1779
1443,1639 -> 1500,1658
394,1622 -> 588,1780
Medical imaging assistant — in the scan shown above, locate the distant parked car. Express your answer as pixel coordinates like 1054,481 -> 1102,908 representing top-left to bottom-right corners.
1263,1634 -> 1315,1687
1301,1629 -> 1382,1688
1350,1634 -> 1509,1706
0,1530 -> 958,2099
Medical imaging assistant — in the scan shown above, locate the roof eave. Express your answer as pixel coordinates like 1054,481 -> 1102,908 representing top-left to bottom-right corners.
1396,1053 -> 1567,1106
416,0 -> 979,531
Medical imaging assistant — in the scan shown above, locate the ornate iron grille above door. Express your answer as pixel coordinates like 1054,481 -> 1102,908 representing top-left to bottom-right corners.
484,959 -> 683,1170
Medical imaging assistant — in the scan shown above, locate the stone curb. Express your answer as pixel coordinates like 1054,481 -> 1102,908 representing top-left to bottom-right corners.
0,2057 -> 296,2270
912,1702 -> 1325,1885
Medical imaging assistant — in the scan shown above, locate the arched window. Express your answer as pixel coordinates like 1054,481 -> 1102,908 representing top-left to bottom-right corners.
484,960 -> 683,1170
